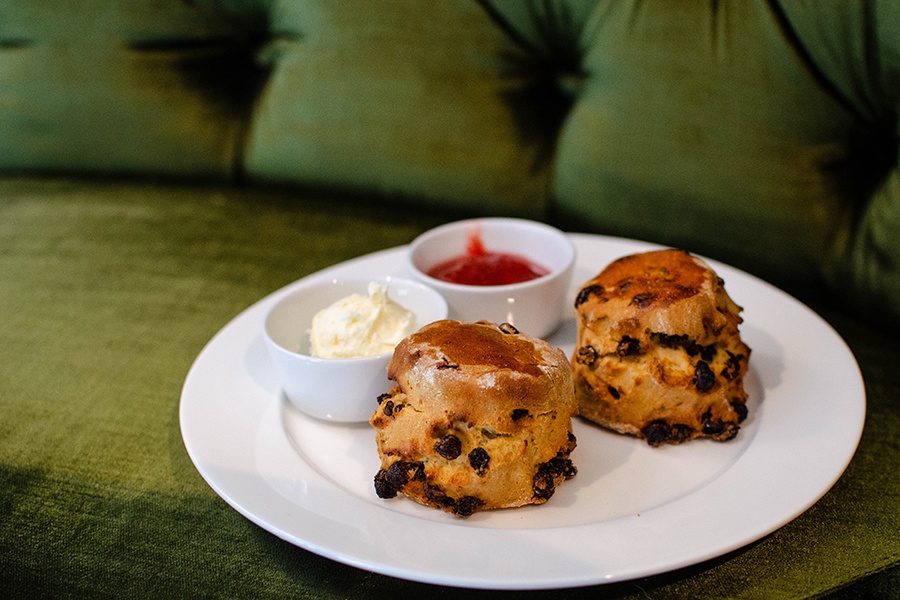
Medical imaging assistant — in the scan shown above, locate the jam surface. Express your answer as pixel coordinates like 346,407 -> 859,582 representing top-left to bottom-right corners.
426,233 -> 549,286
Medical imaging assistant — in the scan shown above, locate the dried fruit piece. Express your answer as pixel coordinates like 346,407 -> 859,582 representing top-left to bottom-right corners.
532,467 -> 557,500
631,292 -> 654,308
511,409 -> 530,421
694,361 -> 716,392
373,461 -> 423,498
641,420 -> 671,447
576,345 -> 598,366
617,336 -> 640,356
731,398 -> 749,422
434,434 -> 462,460
453,496 -> 486,517
546,455 -> 577,479
423,482 -> 455,509
574,284 -> 604,307
373,469 -> 397,499
468,448 -> 490,475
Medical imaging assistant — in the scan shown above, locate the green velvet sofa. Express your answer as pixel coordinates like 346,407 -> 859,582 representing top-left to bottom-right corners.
2,1 -> 898,598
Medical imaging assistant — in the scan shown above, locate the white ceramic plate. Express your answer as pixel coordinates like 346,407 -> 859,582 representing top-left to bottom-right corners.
179,234 -> 865,590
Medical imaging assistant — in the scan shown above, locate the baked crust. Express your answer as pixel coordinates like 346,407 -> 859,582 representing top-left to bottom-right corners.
370,320 -> 577,516
572,249 -> 751,446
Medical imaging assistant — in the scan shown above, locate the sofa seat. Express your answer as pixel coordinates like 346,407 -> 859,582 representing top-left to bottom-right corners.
1,176 -> 898,598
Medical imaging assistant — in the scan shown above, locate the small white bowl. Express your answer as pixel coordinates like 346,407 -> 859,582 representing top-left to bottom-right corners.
263,276 -> 448,422
407,218 -> 575,338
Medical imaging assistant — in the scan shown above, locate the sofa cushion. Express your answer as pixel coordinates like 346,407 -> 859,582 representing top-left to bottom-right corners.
245,0 -> 552,215
1,1 -> 898,326
0,0 -> 265,177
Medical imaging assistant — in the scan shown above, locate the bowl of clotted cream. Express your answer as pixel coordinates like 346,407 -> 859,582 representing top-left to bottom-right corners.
263,276 -> 448,422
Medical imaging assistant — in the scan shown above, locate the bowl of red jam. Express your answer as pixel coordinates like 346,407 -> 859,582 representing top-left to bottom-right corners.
407,218 -> 575,338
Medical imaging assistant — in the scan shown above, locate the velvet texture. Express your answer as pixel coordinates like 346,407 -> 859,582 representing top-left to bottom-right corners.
2,1 -> 899,324
0,178 -> 898,598
1,1 -> 899,597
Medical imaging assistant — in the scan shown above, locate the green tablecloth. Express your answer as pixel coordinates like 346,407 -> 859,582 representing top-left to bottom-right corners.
1,178 -> 897,599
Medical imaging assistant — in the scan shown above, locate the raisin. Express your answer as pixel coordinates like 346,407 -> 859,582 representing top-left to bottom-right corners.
498,323 -> 519,335
669,424 -> 694,443
511,409 -> 530,421
731,398 -> 749,422
373,469 -> 398,498
434,434 -> 462,460
453,496 -> 486,517
617,336 -> 640,356
686,340 -> 709,358
384,461 -> 413,488
619,280 -> 632,291
392,403 -> 405,414
423,482 -> 455,508
374,462 -> 422,498
631,292 -> 654,308
468,447 -> 490,475
382,400 -> 394,417
576,345 -> 598,366
546,456 -> 577,479
574,284 -> 604,307
641,420 -> 671,447
642,420 -> 694,445
545,457 -> 566,477
655,332 -> 716,360
376,393 -> 391,405
715,422 -> 740,441
655,333 -> 688,349
722,352 -> 744,380
702,420 -> 725,435
682,341 -> 713,359
532,467 -> 557,501
607,385 -> 621,400
694,361 -> 716,392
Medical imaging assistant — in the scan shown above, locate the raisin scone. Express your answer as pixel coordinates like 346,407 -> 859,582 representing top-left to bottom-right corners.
370,320 -> 578,517
571,249 -> 751,446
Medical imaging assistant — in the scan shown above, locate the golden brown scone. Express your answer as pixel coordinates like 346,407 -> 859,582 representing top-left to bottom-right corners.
571,249 -> 751,446
370,320 -> 577,517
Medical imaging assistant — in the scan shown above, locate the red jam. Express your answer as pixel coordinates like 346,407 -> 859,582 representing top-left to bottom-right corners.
426,232 -> 549,286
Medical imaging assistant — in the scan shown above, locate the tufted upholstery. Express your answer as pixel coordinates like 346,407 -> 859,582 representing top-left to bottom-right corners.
2,3 -> 900,597
1,0 -> 899,321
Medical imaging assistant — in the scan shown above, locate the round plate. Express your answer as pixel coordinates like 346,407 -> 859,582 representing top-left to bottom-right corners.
179,233 -> 865,590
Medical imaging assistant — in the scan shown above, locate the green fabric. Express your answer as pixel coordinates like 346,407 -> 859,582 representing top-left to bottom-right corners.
1,177 -> 898,598
545,1 -> 861,278
245,0 -> 551,216
1,3 -> 899,594
2,0 -> 899,329
0,0 -> 262,177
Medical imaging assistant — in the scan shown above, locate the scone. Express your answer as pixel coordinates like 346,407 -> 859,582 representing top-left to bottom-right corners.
370,320 -> 577,517
571,249 -> 751,446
